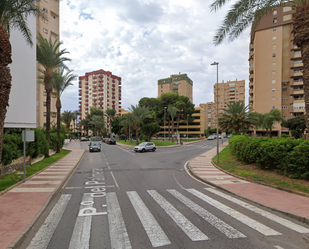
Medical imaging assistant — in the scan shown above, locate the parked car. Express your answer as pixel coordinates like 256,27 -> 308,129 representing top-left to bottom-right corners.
92,136 -> 101,141
207,135 -> 215,140
80,137 -> 88,141
134,142 -> 156,152
89,142 -> 101,152
108,139 -> 116,145
105,138 -> 110,143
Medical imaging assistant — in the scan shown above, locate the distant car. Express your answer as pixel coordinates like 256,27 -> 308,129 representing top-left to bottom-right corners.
218,135 -> 222,139
80,137 -> 88,141
89,142 -> 101,152
105,138 -> 110,143
134,142 -> 156,152
108,139 -> 116,145
207,135 -> 215,140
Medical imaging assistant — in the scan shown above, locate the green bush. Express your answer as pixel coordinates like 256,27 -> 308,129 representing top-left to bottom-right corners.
283,141 -> 309,179
27,128 -> 49,158
49,132 -> 65,151
1,133 -> 22,165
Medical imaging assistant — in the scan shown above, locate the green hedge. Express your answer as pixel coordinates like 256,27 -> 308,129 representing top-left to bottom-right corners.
1,129 -> 65,166
229,135 -> 309,179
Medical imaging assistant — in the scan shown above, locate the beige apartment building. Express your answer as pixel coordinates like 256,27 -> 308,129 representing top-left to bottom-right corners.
78,69 -> 122,131
36,1 -> 60,127
199,102 -> 215,129
158,73 -> 193,103
249,4 -> 303,136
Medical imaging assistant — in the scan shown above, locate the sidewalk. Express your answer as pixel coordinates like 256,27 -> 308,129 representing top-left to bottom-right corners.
0,147 -> 85,249
187,142 -> 309,223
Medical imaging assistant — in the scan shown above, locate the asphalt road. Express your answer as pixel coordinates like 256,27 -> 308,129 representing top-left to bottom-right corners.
17,139 -> 309,249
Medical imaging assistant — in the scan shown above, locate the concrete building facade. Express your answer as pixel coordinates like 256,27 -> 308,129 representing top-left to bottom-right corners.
158,73 -> 193,103
199,102 -> 215,129
36,0 -> 60,128
249,4 -> 303,135
78,70 -> 122,130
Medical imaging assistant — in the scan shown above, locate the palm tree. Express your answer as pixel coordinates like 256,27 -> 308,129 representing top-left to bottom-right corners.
89,115 -> 105,136
219,101 -> 256,135
211,0 -> 309,136
129,105 -> 152,145
72,110 -> 80,133
61,111 -> 74,131
168,106 -> 178,142
261,109 -> 282,137
36,33 -> 71,156
80,118 -> 90,137
105,109 -> 116,138
52,67 -> 76,152
0,0 -> 44,166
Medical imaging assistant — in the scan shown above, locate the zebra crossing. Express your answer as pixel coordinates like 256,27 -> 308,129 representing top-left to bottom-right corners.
186,144 -> 215,149
26,188 -> 309,249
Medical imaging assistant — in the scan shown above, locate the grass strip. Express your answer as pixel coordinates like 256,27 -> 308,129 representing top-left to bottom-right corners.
0,149 -> 71,192
214,146 -> 309,194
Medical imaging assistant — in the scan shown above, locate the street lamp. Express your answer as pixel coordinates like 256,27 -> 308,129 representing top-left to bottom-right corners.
211,61 -> 219,163
164,107 -> 167,146
187,114 -> 189,142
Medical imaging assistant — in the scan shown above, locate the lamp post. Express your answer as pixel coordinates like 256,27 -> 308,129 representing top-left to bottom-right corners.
164,107 -> 167,146
211,61 -> 219,163
128,115 -> 130,144
187,114 -> 189,142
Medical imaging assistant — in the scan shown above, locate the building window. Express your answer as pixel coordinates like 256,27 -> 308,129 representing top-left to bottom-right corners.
272,53 -> 276,57
43,7 -> 48,13
43,91 -> 47,96
283,6 -> 292,12
43,28 -> 48,34
271,89 -> 276,92
272,62 -> 276,67
282,106 -> 288,109
43,102 -> 46,106
52,93 -> 56,98
272,106 -> 275,109
273,28 -> 277,32
272,71 -> 276,75
272,36 -> 277,40
272,45 -> 276,49
44,112 -> 47,116
282,88 -> 288,92
273,18 -> 277,24
272,79 -> 276,84
272,97 -> 276,101
273,10 -> 277,15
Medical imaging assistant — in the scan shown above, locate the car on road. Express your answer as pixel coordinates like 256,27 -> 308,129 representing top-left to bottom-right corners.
134,142 -> 156,152
89,142 -> 101,152
80,137 -> 88,141
108,139 -> 116,145
207,135 -> 215,140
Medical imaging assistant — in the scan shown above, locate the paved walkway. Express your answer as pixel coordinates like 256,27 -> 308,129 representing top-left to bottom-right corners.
0,147 -> 85,249
1,141 -> 309,249
187,142 -> 309,222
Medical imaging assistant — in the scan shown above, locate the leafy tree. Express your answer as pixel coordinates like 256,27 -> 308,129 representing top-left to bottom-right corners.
282,115 -> 306,139
129,105 -> 152,145
37,33 -> 70,156
89,115 -> 104,136
80,118 -> 90,137
0,0 -> 45,167
219,101 -> 256,135
52,67 -> 76,152
211,0 -> 309,136
140,123 -> 161,141
261,109 -> 282,137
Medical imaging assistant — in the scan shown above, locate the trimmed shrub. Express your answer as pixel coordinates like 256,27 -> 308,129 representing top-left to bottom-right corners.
1,133 -> 22,165
27,128 -> 49,158
49,132 -> 65,151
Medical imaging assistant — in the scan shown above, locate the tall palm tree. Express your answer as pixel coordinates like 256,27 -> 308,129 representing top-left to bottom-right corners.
211,0 -> 309,137
52,67 -> 76,152
168,106 -> 178,142
0,0 -> 44,166
219,101 -> 256,135
72,110 -> 80,133
37,33 -> 71,156
89,115 -> 105,136
105,109 -> 116,138
61,111 -> 74,131
129,105 -> 152,145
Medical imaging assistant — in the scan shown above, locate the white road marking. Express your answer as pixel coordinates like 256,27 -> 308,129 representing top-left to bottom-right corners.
69,194 -> 93,249
107,192 -> 132,249
274,245 -> 285,249
186,189 -> 281,236
127,191 -> 171,247
26,194 -> 71,249
205,188 -> 309,234
167,189 -> 246,239
147,190 -> 208,241
65,185 -> 115,190
110,171 -> 119,189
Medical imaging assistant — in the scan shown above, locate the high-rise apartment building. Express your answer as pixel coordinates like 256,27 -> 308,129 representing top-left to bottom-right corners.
36,1 -> 60,127
78,70 -> 122,130
249,4 -> 303,135
199,102 -> 215,129
158,73 -> 193,103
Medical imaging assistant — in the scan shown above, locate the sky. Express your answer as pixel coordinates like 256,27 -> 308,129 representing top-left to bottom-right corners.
59,0 -> 251,112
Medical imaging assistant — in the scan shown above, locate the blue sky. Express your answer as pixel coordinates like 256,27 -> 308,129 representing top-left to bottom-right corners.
59,0 -> 250,112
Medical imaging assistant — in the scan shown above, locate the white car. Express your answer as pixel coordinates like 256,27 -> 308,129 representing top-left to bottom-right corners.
134,142 -> 156,152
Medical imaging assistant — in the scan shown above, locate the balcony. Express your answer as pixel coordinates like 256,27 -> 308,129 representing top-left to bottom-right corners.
79,97 -> 82,100
291,89 -> 304,95
79,93 -> 82,96
79,101 -> 82,104
85,103 -> 89,106
85,86 -> 88,90
99,84 -> 103,87
112,96 -> 115,99
85,95 -> 89,98
119,81 -> 121,85
85,91 -> 88,94
99,102 -> 103,105
85,99 -> 89,102
85,82 -> 88,85
99,97 -> 103,100
93,76 -> 97,79
93,89 -> 97,92
93,81 -> 97,84
291,80 -> 303,86
93,94 -> 97,97
99,75 -> 103,78
93,103 -> 97,106
112,80 -> 115,83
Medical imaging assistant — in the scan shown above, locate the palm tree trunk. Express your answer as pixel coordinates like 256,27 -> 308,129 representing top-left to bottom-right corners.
56,98 -> 61,153
171,119 -> 174,142
0,27 -> 12,167
136,123 -> 140,145
293,4 -> 309,138
44,70 -> 53,157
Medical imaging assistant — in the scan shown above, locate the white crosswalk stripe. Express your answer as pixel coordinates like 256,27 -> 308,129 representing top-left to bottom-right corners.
205,188 -> 309,234
69,194 -> 93,249
127,191 -> 171,247
167,189 -> 246,239
186,188 -> 282,236
107,192 -> 132,249
27,194 -> 71,249
147,190 -> 209,241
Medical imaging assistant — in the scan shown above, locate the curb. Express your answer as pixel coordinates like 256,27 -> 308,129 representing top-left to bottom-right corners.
8,148 -> 86,249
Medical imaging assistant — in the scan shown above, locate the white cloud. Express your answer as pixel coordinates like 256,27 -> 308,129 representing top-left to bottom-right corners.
59,0 -> 251,112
